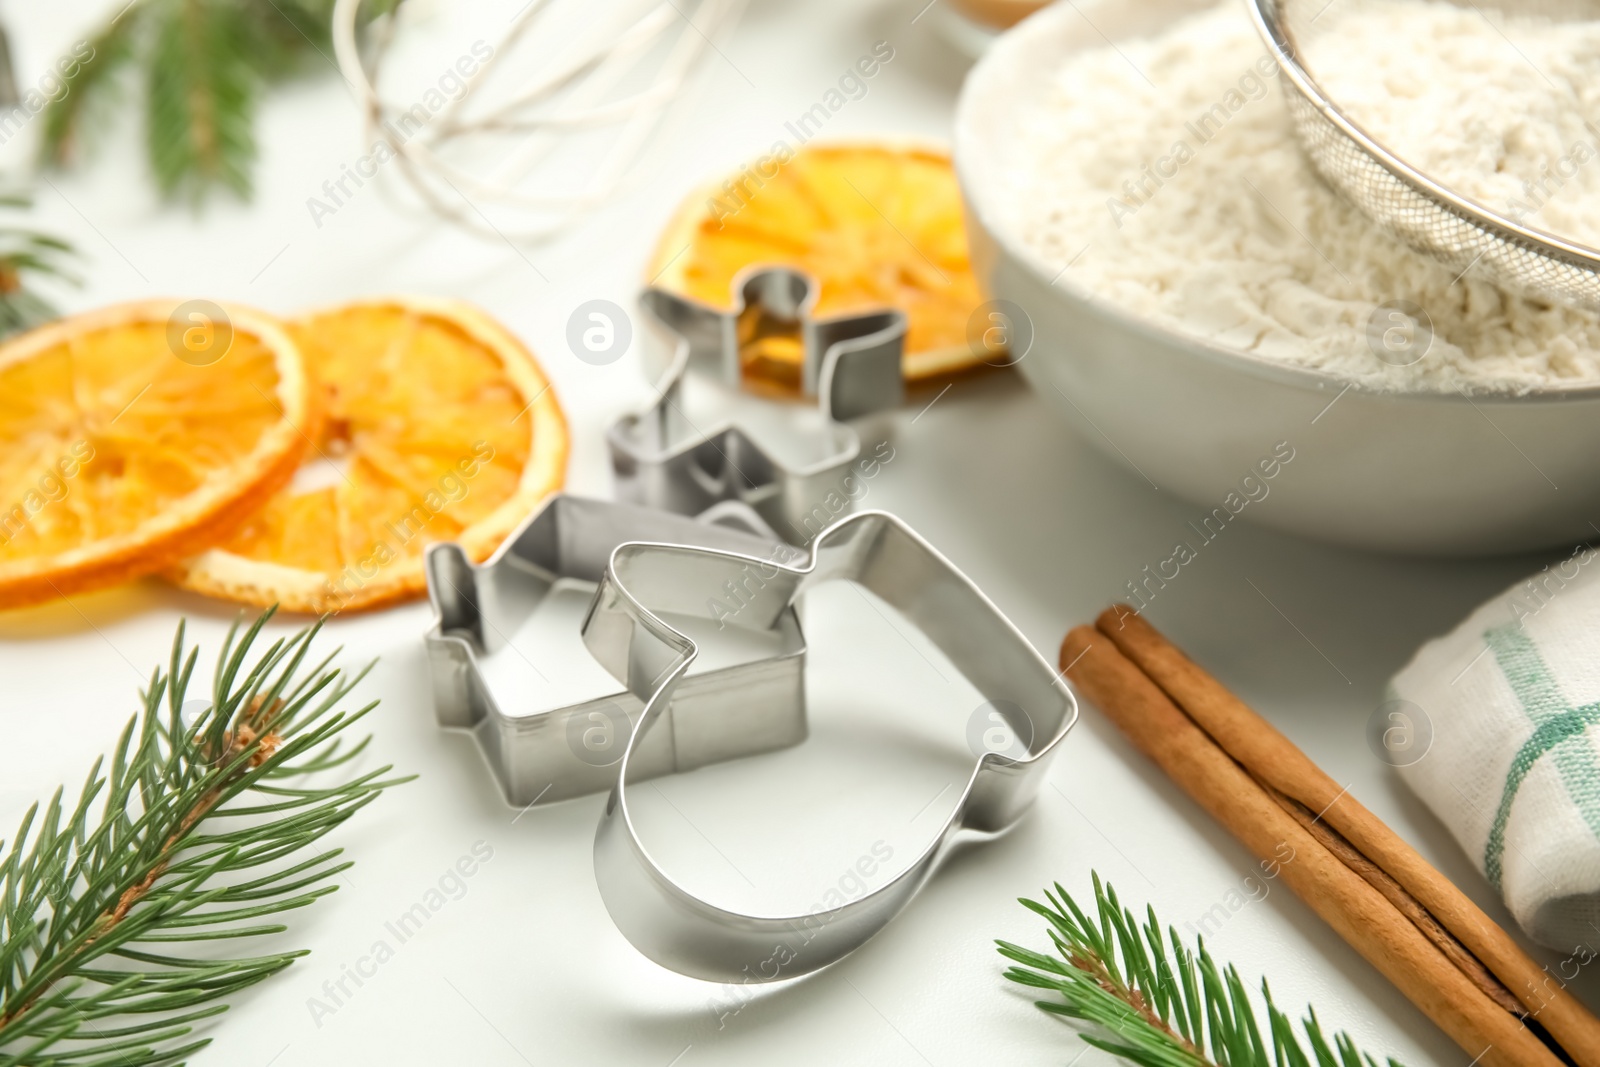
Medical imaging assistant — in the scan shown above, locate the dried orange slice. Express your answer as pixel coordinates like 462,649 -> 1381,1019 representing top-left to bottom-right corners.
0,300 -> 313,609
167,298 -> 567,614
649,141 -> 992,385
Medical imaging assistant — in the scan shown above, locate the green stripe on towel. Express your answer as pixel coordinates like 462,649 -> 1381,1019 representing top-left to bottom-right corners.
1483,624 -> 1600,890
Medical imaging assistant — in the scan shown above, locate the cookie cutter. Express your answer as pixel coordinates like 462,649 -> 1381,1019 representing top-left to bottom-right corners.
582,509 -> 1077,982
608,267 -> 906,542
424,493 -> 810,807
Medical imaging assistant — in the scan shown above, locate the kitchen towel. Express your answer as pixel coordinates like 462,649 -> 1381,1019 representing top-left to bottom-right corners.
1388,542 -> 1600,952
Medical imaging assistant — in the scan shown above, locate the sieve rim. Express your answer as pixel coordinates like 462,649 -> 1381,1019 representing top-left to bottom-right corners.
954,0 -> 1600,400
1247,0 -> 1600,290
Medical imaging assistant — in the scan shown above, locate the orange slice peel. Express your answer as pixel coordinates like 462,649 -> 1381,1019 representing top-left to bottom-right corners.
166,297 -> 567,614
649,141 -> 994,384
0,299 -> 315,610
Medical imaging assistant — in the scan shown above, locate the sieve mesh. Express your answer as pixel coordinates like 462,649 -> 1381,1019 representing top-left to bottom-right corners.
1248,0 -> 1600,310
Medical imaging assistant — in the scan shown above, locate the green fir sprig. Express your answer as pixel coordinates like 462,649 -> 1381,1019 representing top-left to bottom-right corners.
41,0 -> 400,203
0,609 -> 410,1066
0,188 -> 75,338
998,873 -> 1404,1067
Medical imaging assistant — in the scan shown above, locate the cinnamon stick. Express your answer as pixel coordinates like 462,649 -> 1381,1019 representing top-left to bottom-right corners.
1095,606 -> 1600,1067
1061,624 -> 1566,1067
1266,780 -> 1524,1016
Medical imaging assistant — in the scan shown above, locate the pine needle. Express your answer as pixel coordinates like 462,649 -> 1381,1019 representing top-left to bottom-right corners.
0,608 -> 411,1066
997,873 -> 1405,1067
40,0 -> 403,203
0,186 -> 75,338
146,0 -> 259,201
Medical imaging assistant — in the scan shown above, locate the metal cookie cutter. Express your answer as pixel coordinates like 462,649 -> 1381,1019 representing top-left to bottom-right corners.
581,509 -> 1077,983
424,494 -> 809,807
609,267 -> 906,541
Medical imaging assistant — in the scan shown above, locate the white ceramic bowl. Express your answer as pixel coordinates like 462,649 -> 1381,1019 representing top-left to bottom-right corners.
953,0 -> 1600,556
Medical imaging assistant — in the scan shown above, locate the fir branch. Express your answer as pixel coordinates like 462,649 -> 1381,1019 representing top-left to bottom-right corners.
147,0 -> 258,201
40,0 -> 402,203
37,18 -> 141,172
0,609 -> 410,1066
997,873 -> 1405,1067
0,188 -> 76,338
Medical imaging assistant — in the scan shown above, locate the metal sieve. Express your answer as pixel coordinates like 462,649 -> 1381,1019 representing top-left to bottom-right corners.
1248,0 -> 1600,310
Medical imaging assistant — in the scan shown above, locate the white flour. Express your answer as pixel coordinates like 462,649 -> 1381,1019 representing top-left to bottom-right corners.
999,0 -> 1600,391
1309,0 -> 1600,245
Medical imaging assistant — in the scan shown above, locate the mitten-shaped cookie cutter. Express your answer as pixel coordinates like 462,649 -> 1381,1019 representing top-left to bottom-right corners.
425,493 -> 808,807
608,267 -> 905,541
581,509 -> 1076,982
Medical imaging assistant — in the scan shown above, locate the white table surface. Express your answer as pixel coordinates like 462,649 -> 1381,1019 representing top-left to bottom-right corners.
1,1 -> 1591,1065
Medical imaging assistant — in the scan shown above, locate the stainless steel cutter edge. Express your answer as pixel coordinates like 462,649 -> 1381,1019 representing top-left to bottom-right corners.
607,266 -> 907,541
424,493 -> 810,807
580,508 -> 1078,983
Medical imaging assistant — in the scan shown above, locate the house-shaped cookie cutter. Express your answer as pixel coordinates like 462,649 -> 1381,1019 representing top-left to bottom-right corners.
424,493 -> 808,806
